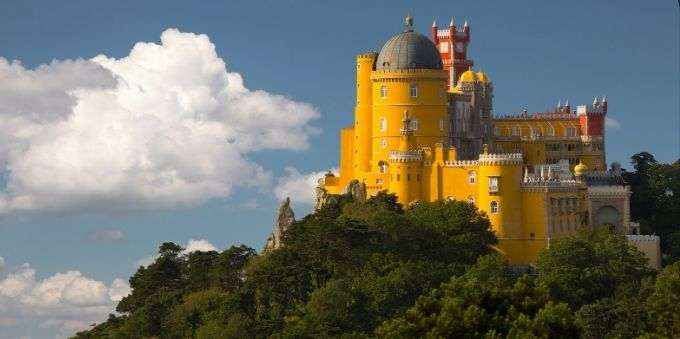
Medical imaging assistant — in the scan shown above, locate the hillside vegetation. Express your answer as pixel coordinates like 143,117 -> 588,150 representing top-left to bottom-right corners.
75,153 -> 680,338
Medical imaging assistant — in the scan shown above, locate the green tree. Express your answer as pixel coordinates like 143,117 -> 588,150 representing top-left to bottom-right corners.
536,229 -> 652,309
644,262 -> 680,338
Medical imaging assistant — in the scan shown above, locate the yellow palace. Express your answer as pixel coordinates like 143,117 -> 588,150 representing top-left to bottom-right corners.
319,17 -> 660,267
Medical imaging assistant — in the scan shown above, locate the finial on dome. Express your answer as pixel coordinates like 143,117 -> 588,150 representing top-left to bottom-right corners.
449,18 -> 455,27
405,15 -> 414,31
432,20 -> 437,27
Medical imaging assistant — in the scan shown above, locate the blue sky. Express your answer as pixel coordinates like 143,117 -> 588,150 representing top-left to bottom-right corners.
0,1 -> 678,337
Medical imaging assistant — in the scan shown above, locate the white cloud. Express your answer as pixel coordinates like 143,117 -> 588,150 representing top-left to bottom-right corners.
90,229 -> 126,243
183,239 -> 217,253
0,28 -> 319,215
274,167 -> 337,206
136,238 -> 218,268
0,263 -> 129,337
605,116 -> 621,129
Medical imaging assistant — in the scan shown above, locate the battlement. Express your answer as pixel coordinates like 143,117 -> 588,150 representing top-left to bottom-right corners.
357,52 -> 378,59
445,159 -> 478,167
478,153 -> 523,165
494,112 -> 578,120
389,150 -> 423,162
626,234 -> 660,242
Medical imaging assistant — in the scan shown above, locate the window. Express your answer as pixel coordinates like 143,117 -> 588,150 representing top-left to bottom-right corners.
468,171 -> 476,184
409,118 -> 419,131
511,126 -> 520,136
439,119 -> 444,131
547,126 -> 555,136
439,43 -> 449,53
488,177 -> 499,193
380,85 -> 387,98
566,127 -> 576,137
490,201 -> 499,213
378,161 -> 388,174
380,138 -> 387,149
410,84 -> 418,98
380,117 -> 387,132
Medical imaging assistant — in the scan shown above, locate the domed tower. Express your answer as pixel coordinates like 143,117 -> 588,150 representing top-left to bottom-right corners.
371,16 -> 449,205
449,67 -> 494,159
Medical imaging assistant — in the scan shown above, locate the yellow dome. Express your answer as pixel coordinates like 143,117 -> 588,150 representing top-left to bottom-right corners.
574,162 -> 588,176
476,71 -> 490,83
458,69 -> 478,83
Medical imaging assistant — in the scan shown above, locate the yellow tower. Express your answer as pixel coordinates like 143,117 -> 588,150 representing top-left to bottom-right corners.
354,52 -> 378,174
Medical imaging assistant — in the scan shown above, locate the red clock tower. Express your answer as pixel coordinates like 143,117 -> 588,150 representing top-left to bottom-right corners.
431,19 -> 474,89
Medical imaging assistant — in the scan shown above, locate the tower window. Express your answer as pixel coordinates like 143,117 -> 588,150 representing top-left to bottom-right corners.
410,84 -> 418,98
468,171 -> 476,184
488,177 -> 499,193
547,126 -> 555,136
439,119 -> 444,131
511,126 -> 520,136
409,119 -> 419,131
378,161 -> 388,174
490,201 -> 499,214
566,127 -> 576,137
380,117 -> 387,132
380,85 -> 388,98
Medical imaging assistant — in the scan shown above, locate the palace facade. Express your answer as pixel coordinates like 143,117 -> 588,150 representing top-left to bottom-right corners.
319,17 -> 659,267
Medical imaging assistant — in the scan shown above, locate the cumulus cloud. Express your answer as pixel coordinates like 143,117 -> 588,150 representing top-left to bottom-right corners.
136,238 -> 218,268
605,116 -> 621,129
90,229 -> 126,243
183,239 -> 218,253
0,28 -> 319,215
0,263 -> 129,337
274,167 -> 337,206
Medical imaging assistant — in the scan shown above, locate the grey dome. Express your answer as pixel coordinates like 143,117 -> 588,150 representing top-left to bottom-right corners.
376,31 -> 442,71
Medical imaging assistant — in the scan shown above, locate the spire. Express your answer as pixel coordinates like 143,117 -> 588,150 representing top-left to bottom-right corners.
449,18 -> 455,27
601,95 -> 607,103
432,19 -> 437,28
564,99 -> 569,107
593,96 -> 599,105
464,20 -> 469,27
405,15 -> 414,32
557,99 -> 561,107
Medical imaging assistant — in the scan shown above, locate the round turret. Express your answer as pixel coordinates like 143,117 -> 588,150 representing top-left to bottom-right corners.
476,71 -> 491,83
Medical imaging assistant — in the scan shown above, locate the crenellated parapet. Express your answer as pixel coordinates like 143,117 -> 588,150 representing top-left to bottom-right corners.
389,150 -> 423,162
444,159 -> 478,167
477,153 -> 523,166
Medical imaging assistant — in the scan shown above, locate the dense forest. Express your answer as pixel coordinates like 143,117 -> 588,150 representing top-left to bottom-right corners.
75,152 -> 680,338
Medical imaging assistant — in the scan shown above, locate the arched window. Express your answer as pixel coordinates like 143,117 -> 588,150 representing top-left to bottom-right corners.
547,126 -> 555,136
380,117 -> 387,132
378,161 -> 388,174
490,201 -> 499,214
468,171 -> 476,184
380,85 -> 388,98
410,84 -> 418,98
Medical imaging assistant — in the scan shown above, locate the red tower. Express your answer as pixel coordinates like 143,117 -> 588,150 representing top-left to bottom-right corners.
578,96 -> 608,137
431,19 -> 473,89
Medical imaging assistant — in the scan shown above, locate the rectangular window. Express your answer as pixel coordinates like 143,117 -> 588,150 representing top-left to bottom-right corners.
380,85 -> 387,98
488,177 -> 499,193
511,126 -> 520,136
410,84 -> 418,98
439,119 -> 444,131
566,127 -> 576,137
380,117 -> 387,132
439,43 -> 449,52
547,126 -> 555,136
410,119 -> 419,131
